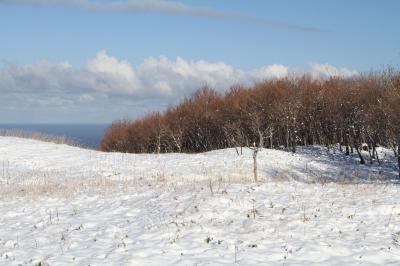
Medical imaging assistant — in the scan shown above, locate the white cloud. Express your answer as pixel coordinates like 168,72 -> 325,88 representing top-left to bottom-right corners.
0,50 -> 358,122
87,50 -> 135,80
251,64 -> 289,80
0,51 -> 359,97
309,62 -> 359,78
137,57 -> 293,95
3,59 -> 74,91
78,93 -> 95,103
137,56 -> 238,94
86,50 -> 141,94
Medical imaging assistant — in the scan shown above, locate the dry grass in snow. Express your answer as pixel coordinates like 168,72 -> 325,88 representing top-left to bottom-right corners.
0,137 -> 399,265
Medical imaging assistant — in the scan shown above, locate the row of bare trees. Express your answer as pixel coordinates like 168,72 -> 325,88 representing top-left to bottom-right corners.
100,70 -> 400,177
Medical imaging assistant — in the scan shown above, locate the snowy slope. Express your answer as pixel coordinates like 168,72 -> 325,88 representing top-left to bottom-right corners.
0,136 -> 399,265
0,137 -> 397,184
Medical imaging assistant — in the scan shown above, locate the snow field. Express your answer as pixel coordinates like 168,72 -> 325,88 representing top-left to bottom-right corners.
0,137 -> 399,265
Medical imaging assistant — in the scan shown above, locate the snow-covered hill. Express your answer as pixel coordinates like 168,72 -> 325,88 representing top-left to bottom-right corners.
0,137 -> 399,265
0,137 -> 398,184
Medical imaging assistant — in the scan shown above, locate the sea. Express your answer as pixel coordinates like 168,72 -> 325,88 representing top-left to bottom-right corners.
0,124 -> 109,149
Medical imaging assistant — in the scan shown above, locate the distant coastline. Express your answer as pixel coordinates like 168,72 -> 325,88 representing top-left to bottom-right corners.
0,124 -> 108,149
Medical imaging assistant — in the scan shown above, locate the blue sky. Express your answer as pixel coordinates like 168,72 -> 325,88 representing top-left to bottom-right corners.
0,0 -> 399,123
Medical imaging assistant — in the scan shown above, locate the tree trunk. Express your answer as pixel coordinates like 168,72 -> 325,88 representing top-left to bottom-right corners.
234,146 -> 239,156
398,144 -> 400,179
171,134 -> 182,153
269,129 -> 273,149
344,133 -> 350,155
258,130 -> 264,150
355,147 -> 365,165
368,145 -> 373,164
156,136 -> 161,154
375,148 -> 381,166
253,148 -> 258,182
372,145 -> 376,159
285,129 -> 289,149
291,133 -> 296,153
292,117 -> 297,153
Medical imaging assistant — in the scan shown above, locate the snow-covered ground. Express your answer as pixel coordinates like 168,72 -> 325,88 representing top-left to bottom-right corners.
0,136 -> 399,265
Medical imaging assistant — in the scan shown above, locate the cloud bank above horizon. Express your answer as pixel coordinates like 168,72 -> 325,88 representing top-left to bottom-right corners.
0,50 -> 358,123
0,0 -> 325,32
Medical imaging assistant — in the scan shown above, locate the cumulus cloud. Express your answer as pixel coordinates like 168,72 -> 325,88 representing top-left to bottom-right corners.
0,0 -> 325,32
86,50 -> 141,94
0,50 -> 359,97
0,50 -> 293,97
309,62 -> 359,78
137,56 -> 237,94
2,59 -> 73,92
251,64 -> 289,80
0,50 -> 358,122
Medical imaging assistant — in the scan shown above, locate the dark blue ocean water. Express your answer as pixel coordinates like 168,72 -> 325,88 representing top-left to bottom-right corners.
0,124 -> 108,148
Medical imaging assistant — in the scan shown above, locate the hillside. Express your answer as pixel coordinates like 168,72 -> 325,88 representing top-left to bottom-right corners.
0,137 -> 399,265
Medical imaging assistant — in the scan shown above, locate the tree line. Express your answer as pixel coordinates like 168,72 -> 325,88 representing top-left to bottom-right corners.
100,69 -> 400,177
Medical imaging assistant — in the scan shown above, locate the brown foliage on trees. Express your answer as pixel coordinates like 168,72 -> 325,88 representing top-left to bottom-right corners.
100,71 -> 400,176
